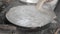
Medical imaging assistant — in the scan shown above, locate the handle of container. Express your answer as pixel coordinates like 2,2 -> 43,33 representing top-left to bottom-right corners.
36,0 -> 47,10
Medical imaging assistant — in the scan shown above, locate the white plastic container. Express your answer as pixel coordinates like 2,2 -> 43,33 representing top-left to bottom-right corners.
6,0 -> 58,28
20,0 -> 39,3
